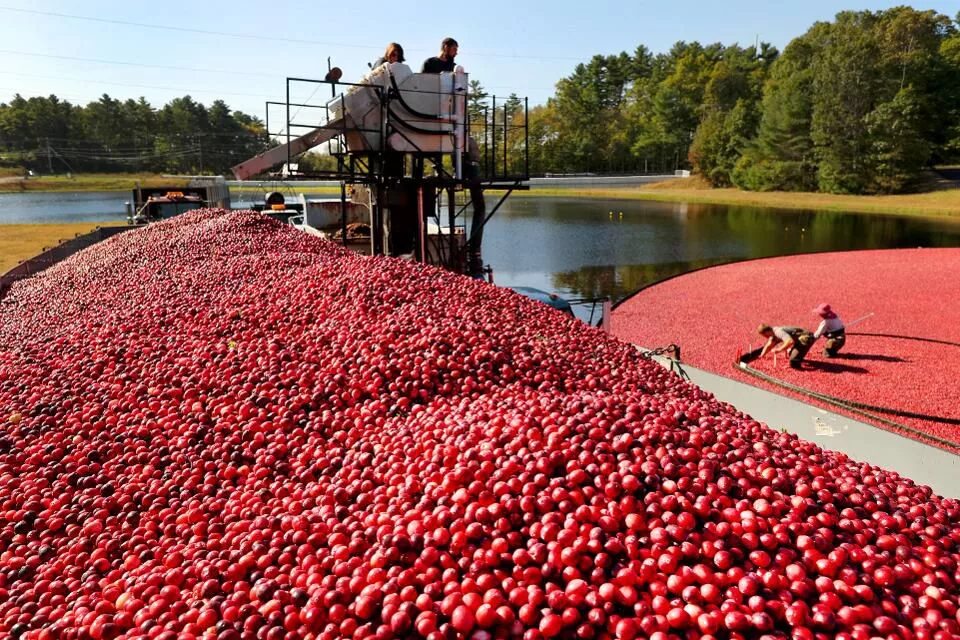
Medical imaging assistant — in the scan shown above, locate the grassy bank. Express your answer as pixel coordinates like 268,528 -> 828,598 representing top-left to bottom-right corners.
521,178 -> 960,219
0,222 -> 120,273
0,173 -> 189,193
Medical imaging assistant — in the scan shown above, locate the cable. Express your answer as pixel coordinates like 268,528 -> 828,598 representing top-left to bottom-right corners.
0,70 -> 274,99
0,6 -> 380,50
0,49 -> 276,78
735,338 -> 960,449
0,6 -> 586,61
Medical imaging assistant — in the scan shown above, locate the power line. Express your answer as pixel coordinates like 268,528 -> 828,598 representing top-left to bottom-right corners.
0,6 -> 585,61
0,6 -> 380,50
0,70 -> 274,100
0,48 -> 276,78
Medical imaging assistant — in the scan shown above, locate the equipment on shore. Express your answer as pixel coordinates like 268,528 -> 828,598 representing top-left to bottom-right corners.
126,177 -> 230,225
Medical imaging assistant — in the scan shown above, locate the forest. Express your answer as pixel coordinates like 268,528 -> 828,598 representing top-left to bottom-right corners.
0,94 -> 269,176
501,6 -> 960,194
1,7 -> 958,194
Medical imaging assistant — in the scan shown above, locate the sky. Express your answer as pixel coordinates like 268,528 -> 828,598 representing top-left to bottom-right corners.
1,0 -> 958,132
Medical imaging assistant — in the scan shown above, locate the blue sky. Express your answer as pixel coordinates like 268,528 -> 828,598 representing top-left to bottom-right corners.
1,0 -> 957,127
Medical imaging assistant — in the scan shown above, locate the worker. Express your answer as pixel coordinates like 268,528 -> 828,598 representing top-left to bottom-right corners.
372,43 -> 406,68
421,37 -> 458,73
757,324 -> 816,370
812,303 -> 846,357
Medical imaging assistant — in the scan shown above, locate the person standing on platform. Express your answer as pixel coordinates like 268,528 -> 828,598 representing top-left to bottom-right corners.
421,38 -> 458,73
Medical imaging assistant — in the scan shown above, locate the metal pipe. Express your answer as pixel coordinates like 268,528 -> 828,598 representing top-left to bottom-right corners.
418,186 -> 426,262
524,97 -> 529,179
491,96 -> 496,179
340,181 -> 348,246
448,186 -> 456,271
502,104 -> 507,177
483,106 -> 489,179
285,79 -> 291,171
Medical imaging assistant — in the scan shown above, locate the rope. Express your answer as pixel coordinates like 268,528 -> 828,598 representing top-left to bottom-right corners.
639,344 -> 690,381
735,343 -> 960,450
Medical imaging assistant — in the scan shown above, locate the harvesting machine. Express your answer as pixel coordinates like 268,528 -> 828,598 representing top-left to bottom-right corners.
232,61 -> 530,277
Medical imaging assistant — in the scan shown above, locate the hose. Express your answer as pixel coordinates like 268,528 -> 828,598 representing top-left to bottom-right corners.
735,332 -> 960,450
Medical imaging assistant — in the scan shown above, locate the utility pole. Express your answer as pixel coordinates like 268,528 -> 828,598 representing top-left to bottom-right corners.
197,136 -> 203,174
46,138 -> 53,174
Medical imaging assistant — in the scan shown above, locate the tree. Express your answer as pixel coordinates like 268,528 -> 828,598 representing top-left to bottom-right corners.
733,35 -> 818,191
940,32 -> 960,161
865,87 -> 930,192
553,52 -> 638,172
689,45 -> 775,185
735,7 -> 954,193
0,93 -> 267,174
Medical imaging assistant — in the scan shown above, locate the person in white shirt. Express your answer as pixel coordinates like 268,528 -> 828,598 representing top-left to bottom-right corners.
812,303 -> 846,357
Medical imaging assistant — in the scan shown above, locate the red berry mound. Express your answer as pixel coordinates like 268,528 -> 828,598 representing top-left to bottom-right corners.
1,211 -> 959,639
611,249 -> 960,449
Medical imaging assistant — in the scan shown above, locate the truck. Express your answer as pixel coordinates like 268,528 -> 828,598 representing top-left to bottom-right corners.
126,177 -> 231,225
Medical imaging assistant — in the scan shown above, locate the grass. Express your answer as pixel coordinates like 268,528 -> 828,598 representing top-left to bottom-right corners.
0,167 -> 25,178
0,173 -> 190,193
0,222 -> 122,273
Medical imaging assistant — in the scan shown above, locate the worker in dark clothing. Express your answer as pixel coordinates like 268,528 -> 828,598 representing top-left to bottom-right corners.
757,324 -> 816,369
421,37 -> 458,73
812,303 -> 846,357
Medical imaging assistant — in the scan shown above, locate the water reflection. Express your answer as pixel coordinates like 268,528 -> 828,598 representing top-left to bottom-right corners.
479,198 -> 960,304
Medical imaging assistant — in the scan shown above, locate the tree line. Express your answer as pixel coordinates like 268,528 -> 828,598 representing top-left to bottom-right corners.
2,7 -> 958,194
500,6 -> 960,194
0,94 -> 269,174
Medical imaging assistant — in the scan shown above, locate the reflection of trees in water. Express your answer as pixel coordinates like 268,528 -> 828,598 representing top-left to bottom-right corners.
511,198 -> 960,303
552,258 -> 733,302
687,204 -> 955,257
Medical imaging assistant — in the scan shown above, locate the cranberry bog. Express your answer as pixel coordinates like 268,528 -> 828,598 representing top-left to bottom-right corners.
2,211 -> 960,639
611,249 -> 960,451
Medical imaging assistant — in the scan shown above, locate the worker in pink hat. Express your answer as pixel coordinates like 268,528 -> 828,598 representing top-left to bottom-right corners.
812,303 -> 846,357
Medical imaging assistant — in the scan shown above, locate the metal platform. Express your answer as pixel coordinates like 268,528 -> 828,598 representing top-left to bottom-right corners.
234,66 -> 530,277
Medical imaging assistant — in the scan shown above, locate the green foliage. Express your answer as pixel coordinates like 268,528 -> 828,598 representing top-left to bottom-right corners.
733,7 -> 957,194
865,88 -> 930,192
0,93 -> 268,174
731,37 -> 817,192
937,33 -> 960,161
688,45 -> 773,185
297,152 -> 339,174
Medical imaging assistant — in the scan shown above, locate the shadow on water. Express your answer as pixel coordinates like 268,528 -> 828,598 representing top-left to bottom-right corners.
478,198 -> 960,304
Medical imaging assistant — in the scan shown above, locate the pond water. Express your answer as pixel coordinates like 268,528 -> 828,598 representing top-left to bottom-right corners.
3,191 -> 959,308
0,191 -> 130,223
477,198 -> 960,305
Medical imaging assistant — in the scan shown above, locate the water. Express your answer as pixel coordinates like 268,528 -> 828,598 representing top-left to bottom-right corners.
476,198 -> 960,305
3,191 -> 960,308
0,191 -> 130,223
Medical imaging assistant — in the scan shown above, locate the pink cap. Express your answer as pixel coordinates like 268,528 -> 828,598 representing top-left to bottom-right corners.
813,303 -> 836,319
